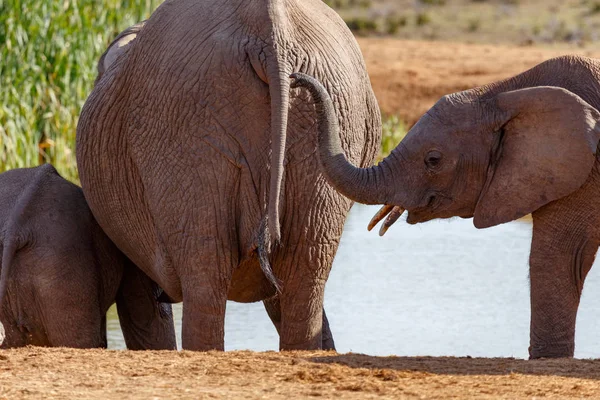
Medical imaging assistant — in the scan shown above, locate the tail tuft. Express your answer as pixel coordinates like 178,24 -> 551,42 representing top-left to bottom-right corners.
258,216 -> 282,294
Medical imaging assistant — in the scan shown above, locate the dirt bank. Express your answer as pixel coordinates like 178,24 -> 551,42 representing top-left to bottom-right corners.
1,348 -> 600,399
359,38 -> 600,125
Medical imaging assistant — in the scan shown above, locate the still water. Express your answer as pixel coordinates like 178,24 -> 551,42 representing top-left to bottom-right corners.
107,204 -> 600,358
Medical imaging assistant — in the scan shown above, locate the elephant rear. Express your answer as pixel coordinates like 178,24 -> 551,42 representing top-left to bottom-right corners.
0,165 -> 122,348
77,0 -> 381,350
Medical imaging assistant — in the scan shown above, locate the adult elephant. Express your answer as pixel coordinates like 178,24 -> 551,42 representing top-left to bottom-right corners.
77,0 -> 379,351
292,55 -> 600,359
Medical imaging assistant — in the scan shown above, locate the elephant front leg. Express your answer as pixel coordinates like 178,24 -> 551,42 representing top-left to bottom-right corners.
274,269 -> 329,351
264,294 -> 336,350
528,212 -> 598,359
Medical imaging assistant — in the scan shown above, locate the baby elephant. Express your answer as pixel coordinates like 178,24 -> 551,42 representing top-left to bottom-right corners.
0,164 -> 176,349
293,55 -> 600,359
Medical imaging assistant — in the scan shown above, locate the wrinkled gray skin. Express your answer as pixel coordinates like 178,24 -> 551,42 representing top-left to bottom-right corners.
77,0 -> 379,351
0,164 -> 176,349
292,55 -> 600,359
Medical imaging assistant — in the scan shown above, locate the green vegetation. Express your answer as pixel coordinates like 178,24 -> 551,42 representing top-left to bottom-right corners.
415,12 -> 432,27
330,0 -> 600,48
379,115 -> 407,161
345,17 -> 378,34
420,0 -> 446,5
385,16 -> 407,35
0,0 -> 160,182
323,0 -> 372,9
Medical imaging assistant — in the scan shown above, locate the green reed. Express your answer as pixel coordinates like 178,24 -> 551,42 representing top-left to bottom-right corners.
0,0 -> 160,182
379,115 -> 407,161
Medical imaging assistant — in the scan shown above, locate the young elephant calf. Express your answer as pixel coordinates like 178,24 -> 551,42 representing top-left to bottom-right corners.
293,55 -> 600,359
0,164 -> 176,349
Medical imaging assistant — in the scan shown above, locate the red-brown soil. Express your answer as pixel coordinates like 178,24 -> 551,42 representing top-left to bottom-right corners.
2,348 -> 600,399
359,38 -> 600,125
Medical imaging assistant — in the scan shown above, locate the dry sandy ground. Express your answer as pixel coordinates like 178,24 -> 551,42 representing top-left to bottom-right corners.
3,39 -> 600,399
2,348 -> 600,399
359,38 -> 600,125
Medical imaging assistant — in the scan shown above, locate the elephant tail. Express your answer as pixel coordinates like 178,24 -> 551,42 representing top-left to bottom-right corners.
266,55 -> 290,246
257,44 -> 291,293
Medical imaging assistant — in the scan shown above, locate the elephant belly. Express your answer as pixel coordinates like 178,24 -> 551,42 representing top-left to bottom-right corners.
228,252 -> 276,303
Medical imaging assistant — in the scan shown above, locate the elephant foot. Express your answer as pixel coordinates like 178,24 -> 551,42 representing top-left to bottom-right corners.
321,310 -> 335,351
280,342 -> 320,351
528,342 -> 574,359
280,333 -> 334,351
280,332 -> 323,351
322,335 -> 335,351
181,300 -> 226,351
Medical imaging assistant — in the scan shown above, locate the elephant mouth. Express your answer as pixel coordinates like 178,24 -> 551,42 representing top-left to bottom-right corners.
367,204 -> 406,236
368,195 -> 471,235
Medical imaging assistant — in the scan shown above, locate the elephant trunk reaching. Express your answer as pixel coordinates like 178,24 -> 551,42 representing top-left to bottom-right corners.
290,73 -> 401,207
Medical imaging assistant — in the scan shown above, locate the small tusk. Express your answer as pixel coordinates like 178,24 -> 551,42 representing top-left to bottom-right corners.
379,206 -> 405,236
368,205 -> 394,231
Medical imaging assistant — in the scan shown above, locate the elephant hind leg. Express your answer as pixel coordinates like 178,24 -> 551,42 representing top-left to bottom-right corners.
181,279 -> 230,351
263,294 -> 336,351
116,262 -> 176,350
321,309 -> 336,351
178,234 -> 237,351
263,296 -> 282,334
151,147 -> 246,351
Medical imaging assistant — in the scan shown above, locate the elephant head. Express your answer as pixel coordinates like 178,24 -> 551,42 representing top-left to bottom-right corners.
290,72 -> 600,232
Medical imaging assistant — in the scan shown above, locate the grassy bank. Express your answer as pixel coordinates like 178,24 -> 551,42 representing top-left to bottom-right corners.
0,0 -> 159,182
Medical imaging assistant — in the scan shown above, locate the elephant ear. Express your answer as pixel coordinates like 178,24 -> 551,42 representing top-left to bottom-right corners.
473,86 -> 600,229
96,21 -> 146,83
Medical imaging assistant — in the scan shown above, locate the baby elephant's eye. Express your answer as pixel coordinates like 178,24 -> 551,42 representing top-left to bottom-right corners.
425,150 -> 442,169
